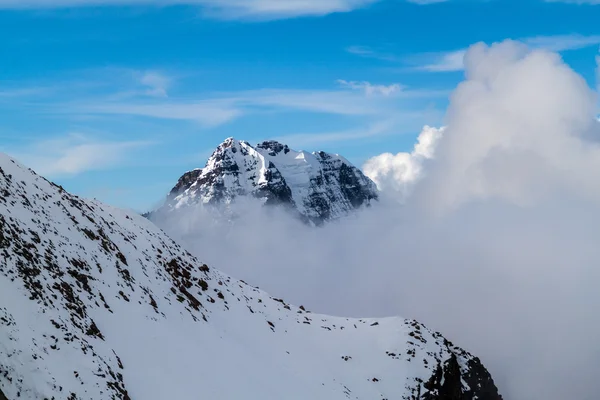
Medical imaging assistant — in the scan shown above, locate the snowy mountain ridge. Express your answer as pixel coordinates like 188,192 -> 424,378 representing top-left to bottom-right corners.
0,152 -> 502,399
156,138 -> 379,225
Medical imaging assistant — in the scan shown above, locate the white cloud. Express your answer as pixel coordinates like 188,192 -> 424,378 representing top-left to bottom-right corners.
363,125 -> 444,197
406,34 -> 600,73
406,0 -> 448,4
405,42 -> 600,398
138,71 -> 170,98
69,85 -> 447,127
376,40 -> 600,210
236,87 -> 448,113
545,0 -> 600,3
345,46 -> 400,62
596,48 -> 600,91
243,89 -> 388,115
0,87 -> 53,98
418,50 -> 466,72
76,101 -> 243,127
273,118 -> 405,148
155,40 -> 600,400
525,33 -> 600,52
9,134 -> 153,177
2,72 -> 447,143
199,0 -> 380,19
0,0 -> 381,19
413,40 -> 600,213
336,79 -> 403,96
346,45 -> 377,57
103,69 -> 174,100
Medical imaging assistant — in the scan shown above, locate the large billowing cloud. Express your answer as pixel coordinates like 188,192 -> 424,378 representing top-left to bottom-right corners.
367,40 -> 600,212
363,125 -> 444,198
414,40 -> 600,213
155,40 -> 600,400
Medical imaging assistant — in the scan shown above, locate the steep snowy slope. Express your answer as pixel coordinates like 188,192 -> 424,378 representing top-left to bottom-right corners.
0,153 -> 502,400
155,138 -> 379,225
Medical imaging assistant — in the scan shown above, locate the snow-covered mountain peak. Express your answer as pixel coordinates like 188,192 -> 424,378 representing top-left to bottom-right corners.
0,152 -> 502,399
155,139 -> 380,225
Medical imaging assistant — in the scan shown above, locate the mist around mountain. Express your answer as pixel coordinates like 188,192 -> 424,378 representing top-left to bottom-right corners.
149,41 -> 600,400
0,150 -> 503,399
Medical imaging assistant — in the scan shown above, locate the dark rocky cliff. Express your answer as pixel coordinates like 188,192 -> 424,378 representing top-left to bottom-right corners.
153,138 -> 379,225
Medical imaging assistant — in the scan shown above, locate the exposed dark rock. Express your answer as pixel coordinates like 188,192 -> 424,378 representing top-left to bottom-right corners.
0,151 -> 502,400
462,357 -> 504,400
150,138 -> 379,225
168,169 -> 203,201
422,353 -> 503,400
256,140 -> 290,156
254,162 -> 295,207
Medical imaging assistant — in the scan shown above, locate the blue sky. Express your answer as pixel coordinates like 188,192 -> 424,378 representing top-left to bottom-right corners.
1,0 -> 599,211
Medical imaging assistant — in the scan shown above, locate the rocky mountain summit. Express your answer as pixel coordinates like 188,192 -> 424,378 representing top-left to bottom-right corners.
0,152 -> 502,399
154,138 -> 379,225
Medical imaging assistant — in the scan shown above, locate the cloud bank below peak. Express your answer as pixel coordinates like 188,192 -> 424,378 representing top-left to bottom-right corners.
158,39 -> 600,400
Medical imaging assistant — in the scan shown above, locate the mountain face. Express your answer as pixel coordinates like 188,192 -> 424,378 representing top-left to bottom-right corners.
156,138 -> 379,225
0,152 -> 502,400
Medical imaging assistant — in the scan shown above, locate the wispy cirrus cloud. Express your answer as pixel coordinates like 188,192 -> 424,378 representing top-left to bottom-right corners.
63,84 -> 447,126
239,89 -> 389,116
0,0 -> 382,19
138,71 -> 171,98
346,44 -> 465,71
350,34 -> 600,73
272,119 -> 399,149
69,86 -> 446,148
417,50 -> 467,72
0,68 -> 175,104
418,34 -> 600,72
525,34 -> 600,52
8,133 -> 154,178
199,0 -> 381,19
3,68 -> 448,159
272,111 -> 443,149
545,0 -> 600,4
406,0 -> 448,4
336,79 -> 403,96
345,46 -> 400,62
75,100 -> 243,127
0,86 -> 55,99
98,69 -> 175,100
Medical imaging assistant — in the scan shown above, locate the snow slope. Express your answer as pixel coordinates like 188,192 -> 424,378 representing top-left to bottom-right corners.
157,138 -> 379,225
0,152 -> 502,400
